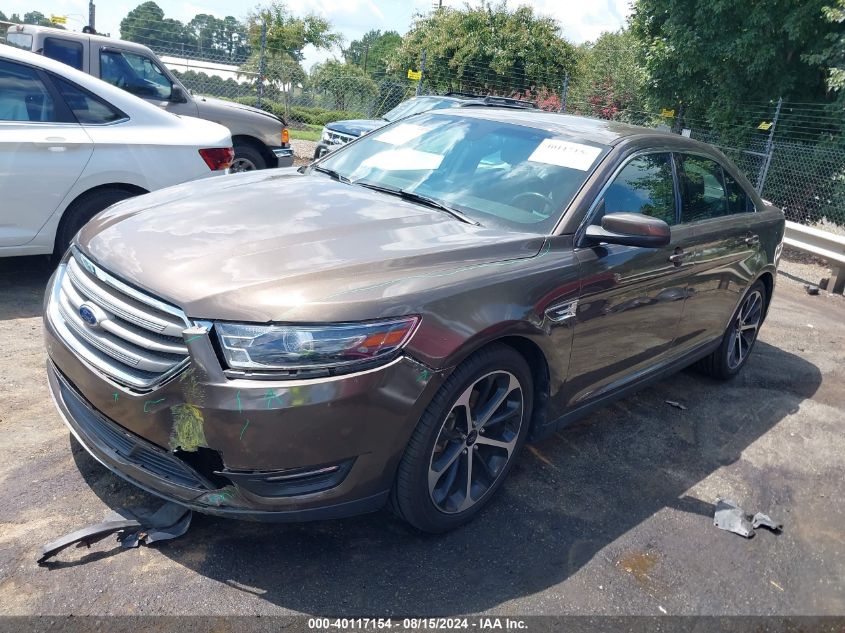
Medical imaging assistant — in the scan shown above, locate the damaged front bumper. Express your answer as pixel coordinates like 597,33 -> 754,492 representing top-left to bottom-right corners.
44,299 -> 445,521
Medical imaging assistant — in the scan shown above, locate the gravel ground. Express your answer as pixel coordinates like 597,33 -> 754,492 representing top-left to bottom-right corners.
0,256 -> 843,617
290,139 -> 317,166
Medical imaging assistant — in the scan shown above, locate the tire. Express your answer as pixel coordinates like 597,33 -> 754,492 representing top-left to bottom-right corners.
230,143 -> 267,172
54,188 -> 136,259
391,344 -> 533,533
697,280 -> 767,380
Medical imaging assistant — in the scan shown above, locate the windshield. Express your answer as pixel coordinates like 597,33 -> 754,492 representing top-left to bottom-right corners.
317,112 -> 607,233
382,97 -> 461,122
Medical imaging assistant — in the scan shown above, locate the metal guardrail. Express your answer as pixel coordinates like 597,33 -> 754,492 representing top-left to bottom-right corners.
783,220 -> 845,294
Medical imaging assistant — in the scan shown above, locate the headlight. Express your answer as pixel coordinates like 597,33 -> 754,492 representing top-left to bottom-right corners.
321,127 -> 330,142
215,317 -> 419,371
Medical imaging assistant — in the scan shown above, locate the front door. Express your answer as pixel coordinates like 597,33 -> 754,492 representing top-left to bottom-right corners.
0,59 -> 92,247
96,47 -> 198,116
565,152 -> 696,407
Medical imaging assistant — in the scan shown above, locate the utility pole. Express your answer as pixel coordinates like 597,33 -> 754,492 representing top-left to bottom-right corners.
88,1 -> 95,31
257,19 -> 267,109
756,96 -> 782,195
363,43 -> 369,75
416,50 -> 426,96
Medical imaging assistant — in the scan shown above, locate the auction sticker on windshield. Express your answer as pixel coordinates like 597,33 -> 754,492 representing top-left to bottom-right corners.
528,138 -> 603,171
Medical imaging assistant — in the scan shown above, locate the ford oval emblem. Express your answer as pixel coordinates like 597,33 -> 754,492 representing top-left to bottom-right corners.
79,303 -> 99,327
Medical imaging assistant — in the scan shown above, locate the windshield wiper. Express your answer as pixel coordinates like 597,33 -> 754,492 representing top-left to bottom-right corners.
356,183 -> 480,226
313,166 -> 350,183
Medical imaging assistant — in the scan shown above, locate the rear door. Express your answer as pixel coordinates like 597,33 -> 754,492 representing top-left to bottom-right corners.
0,58 -> 93,247
565,151 -> 697,406
672,153 -> 760,350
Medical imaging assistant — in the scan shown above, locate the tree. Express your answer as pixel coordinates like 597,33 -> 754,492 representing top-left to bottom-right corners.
571,30 -> 646,120
310,60 -> 378,111
630,0 -> 840,128
806,0 -> 845,106
120,2 -> 195,54
393,2 -> 578,98
344,30 -> 402,77
185,14 -> 250,62
0,10 -> 7,21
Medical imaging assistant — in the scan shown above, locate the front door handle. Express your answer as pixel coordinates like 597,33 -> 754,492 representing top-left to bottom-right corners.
668,248 -> 687,265
743,234 -> 760,246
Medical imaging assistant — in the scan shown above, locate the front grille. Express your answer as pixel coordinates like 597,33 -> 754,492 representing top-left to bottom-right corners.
56,366 -> 212,490
325,129 -> 355,145
49,249 -> 191,391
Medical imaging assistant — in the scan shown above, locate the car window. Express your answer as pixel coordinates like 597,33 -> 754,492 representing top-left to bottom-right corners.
99,49 -> 172,100
0,60 -> 56,122
318,112 -> 608,234
5,32 -> 34,50
52,76 -> 125,125
678,155 -> 733,222
724,170 -> 755,214
43,38 -> 84,70
594,153 -> 676,225
382,97 -> 456,122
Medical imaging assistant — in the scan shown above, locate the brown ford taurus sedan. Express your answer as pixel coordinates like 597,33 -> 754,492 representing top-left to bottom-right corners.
43,108 -> 785,532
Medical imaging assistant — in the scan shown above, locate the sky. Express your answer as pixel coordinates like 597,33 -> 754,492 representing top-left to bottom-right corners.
2,0 -> 632,69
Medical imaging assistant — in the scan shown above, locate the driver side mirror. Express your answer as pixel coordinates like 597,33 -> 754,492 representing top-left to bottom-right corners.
584,212 -> 671,248
170,86 -> 188,103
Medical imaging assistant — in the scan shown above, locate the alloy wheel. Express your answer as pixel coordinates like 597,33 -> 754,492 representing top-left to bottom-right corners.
229,157 -> 257,172
428,370 -> 525,514
728,289 -> 763,369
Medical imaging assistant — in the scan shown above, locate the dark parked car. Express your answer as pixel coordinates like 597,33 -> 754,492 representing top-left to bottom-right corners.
44,109 -> 784,532
313,93 -> 536,158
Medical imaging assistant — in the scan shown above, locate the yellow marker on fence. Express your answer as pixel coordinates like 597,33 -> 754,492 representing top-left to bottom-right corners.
50,15 -> 67,24
407,69 -> 422,81
758,121 -> 772,130
661,108 -> 675,118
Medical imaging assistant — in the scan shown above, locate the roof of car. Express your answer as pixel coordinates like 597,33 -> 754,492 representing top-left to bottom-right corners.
429,107 -> 677,146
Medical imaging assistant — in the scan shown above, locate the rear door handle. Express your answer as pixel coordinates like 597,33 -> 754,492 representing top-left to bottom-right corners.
668,249 -> 687,265
743,234 -> 760,246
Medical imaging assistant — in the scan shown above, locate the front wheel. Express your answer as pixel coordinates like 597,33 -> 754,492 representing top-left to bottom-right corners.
230,143 -> 267,172
698,280 -> 766,380
391,344 -> 533,533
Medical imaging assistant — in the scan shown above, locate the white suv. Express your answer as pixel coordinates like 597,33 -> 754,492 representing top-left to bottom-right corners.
0,45 -> 233,258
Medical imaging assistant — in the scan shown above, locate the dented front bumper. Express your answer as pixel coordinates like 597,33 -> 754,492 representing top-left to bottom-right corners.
44,280 -> 446,521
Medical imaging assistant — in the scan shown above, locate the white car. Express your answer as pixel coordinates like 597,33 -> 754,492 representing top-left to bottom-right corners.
0,45 -> 233,257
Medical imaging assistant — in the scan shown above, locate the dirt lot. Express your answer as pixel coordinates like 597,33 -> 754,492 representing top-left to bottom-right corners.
0,256 -> 843,617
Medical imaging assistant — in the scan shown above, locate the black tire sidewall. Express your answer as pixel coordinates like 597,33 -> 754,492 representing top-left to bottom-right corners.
233,144 -> 267,171
395,345 -> 534,533
55,189 -> 134,258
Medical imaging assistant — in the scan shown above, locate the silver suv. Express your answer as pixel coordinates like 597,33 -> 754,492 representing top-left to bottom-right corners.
4,23 -> 293,170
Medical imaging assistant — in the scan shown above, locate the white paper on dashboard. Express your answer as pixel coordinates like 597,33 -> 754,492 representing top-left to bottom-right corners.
375,123 -> 428,146
527,139 -> 603,171
359,148 -> 443,171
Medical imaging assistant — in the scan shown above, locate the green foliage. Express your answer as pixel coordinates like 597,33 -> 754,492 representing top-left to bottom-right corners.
804,0 -> 845,106
630,0 -> 838,129
229,96 -> 364,126
394,2 -> 578,97
572,29 -> 646,120
310,60 -> 378,111
247,2 -> 341,62
344,29 -> 403,78
120,2 -> 192,54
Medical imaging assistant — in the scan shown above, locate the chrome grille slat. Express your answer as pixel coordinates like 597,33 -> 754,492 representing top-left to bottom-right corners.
67,258 -> 185,337
48,250 -> 191,391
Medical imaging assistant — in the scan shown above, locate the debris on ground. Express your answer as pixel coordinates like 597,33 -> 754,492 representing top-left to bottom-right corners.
713,498 -> 783,539
665,400 -> 687,410
38,502 -> 192,565
804,284 -> 820,295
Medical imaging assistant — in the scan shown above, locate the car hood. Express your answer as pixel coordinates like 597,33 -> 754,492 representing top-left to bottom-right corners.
326,119 -> 386,137
77,171 -> 545,323
194,95 -> 282,124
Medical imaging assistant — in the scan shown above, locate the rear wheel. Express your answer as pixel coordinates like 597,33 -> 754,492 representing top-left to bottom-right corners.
230,143 -> 267,172
392,344 -> 532,533
698,281 -> 766,380
54,188 -> 137,259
